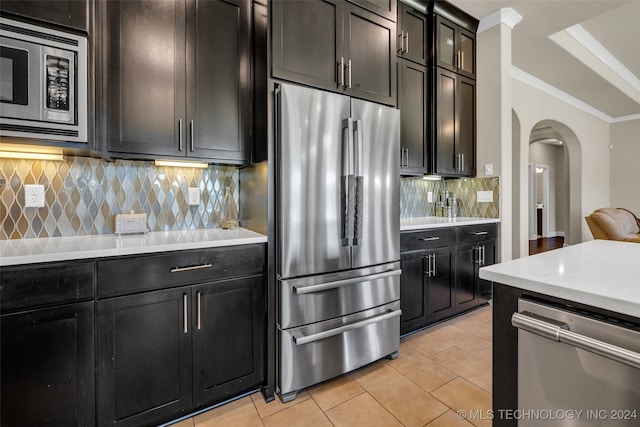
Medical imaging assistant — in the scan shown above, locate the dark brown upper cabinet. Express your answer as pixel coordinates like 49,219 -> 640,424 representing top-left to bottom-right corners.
398,58 -> 428,175
435,67 -> 475,177
0,0 -> 89,32
104,0 -> 250,164
396,1 -> 428,65
271,0 -> 396,106
348,0 -> 396,21
434,13 -> 476,79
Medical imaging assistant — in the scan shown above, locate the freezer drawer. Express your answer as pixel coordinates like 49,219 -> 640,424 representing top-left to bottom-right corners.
278,301 -> 400,402
279,263 -> 400,329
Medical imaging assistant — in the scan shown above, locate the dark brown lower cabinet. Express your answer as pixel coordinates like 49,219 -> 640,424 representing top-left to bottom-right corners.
400,224 -> 497,335
97,275 -> 265,427
400,247 -> 455,335
1,302 -> 95,427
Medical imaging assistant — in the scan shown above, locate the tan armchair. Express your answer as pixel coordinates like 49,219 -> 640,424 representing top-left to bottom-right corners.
585,208 -> 640,243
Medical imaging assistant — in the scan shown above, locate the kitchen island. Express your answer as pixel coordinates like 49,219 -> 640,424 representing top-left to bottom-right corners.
480,240 -> 640,427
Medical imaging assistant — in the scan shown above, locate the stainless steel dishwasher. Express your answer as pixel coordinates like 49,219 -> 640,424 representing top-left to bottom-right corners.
512,299 -> 640,426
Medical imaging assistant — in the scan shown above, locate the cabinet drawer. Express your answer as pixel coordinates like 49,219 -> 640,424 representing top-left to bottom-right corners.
455,223 -> 498,245
400,228 -> 455,252
97,244 -> 265,297
0,262 -> 94,312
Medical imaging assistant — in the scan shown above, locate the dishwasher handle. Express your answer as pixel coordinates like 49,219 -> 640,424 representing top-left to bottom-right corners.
292,269 -> 401,294
512,311 -> 640,370
292,309 -> 401,345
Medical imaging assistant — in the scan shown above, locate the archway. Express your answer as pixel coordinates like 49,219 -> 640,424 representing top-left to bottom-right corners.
527,120 -> 582,247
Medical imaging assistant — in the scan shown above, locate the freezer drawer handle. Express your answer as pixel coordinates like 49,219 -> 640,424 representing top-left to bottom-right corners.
471,231 -> 488,236
292,309 -> 402,345
170,263 -> 212,273
419,236 -> 440,242
292,269 -> 401,295
512,312 -> 640,370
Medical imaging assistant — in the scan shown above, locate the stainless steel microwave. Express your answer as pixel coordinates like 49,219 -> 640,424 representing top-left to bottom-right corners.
0,17 -> 88,142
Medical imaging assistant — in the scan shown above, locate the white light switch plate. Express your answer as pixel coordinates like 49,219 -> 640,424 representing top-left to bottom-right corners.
477,191 -> 493,203
427,191 -> 433,203
24,184 -> 45,207
188,187 -> 200,206
484,163 -> 493,176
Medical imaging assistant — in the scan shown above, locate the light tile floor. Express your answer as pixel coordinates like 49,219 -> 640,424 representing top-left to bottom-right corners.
173,305 -> 493,427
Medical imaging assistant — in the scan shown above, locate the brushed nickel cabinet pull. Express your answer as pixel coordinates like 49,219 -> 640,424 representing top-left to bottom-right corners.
398,31 -> 404,53
338,57 -> 345,87
183,293 -> 188,334
178,119 -> 183,151
347,59 -> 352,89
405,32 -> 409,54
170,263 -> 212,273
419,236 -> 440,242
197,291 -> 202,330
471,231 -> 488,236
190,120 -> 194,152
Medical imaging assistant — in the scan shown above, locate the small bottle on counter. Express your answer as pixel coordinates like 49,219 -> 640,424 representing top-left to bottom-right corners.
220,186 -> 237,229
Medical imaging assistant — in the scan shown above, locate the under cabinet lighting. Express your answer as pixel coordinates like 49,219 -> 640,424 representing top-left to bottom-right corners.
0,143 -> 64,161
422,175 -> 442,181
154,159 -> 208,169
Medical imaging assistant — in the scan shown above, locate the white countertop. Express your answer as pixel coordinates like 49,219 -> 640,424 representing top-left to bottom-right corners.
0,228 -> 267,267
400,216 -> 500,231
480,240 -> 640,318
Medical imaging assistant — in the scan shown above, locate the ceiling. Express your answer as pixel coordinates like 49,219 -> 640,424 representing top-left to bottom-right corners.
448,0 -> 640,122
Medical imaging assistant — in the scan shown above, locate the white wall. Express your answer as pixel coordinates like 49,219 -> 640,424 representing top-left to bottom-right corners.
610,119 -> 640,216
529,142 -> 567,237
512,80 -> 610,252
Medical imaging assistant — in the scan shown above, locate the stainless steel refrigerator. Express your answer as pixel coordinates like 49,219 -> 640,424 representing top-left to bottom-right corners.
276,83 -> 401,402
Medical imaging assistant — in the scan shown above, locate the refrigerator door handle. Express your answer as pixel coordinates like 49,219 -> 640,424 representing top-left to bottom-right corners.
292,269 -> 401,294
353,120 -> 364,245
292,309 -> 402,345
342,119 -> 355,244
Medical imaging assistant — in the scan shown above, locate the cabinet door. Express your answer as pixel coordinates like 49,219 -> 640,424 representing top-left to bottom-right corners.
398,59 -> 428,175
97,288 -> 192,427
344,3 -> 396,106
456,75 -> 475,176
435,15 -> 456,72
435,67 -> 456,175
106,0 -> 186,157
271,0 -> 342,93
400,251 -> 428,334
458,28 -> 475,78
478,239 -> 496,303
187,0 -> 250,163
1,302 -> 95,427
349,0 -> 396,21
192,275 -> 265,406
428,247 -> 455,322
397,3 -> 427,65
0,0 -> 88,32
455,243 -> 479,312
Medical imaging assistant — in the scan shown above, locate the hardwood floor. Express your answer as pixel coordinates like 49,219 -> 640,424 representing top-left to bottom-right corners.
529,237 -> 564,255
168,306 -> 494,427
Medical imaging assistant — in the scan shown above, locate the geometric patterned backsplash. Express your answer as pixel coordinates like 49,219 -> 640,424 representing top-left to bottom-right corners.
0,157 -> 238,240
401,176 -> 500,219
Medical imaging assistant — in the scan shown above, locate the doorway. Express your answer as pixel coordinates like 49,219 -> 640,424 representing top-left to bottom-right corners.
528,126 -> 568,255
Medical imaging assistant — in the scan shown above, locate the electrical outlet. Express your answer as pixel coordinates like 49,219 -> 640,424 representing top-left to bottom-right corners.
188,187 -> 200,206
427,191 -> 433,203
484,163 -> 493,176
24,184 -> 45,208
477,191 -> 493,203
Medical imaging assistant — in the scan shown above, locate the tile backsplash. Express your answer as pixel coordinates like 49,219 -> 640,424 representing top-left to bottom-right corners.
401,177 -> 500,218
0,157 -> 238,240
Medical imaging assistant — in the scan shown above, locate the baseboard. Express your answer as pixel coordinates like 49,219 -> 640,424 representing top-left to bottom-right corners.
529,234 -> 538,241
546,231 -> 565,238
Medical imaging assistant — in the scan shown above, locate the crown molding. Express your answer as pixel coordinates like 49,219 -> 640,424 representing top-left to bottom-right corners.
478,8 -> 523,34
